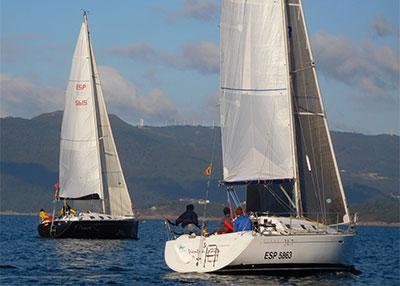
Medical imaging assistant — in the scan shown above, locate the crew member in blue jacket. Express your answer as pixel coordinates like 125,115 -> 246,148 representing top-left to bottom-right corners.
233,207 -> 252,232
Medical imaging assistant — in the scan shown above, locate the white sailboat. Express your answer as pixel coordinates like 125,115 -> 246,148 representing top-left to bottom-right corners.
165,0 -> 355,273
38,12 -> 138,239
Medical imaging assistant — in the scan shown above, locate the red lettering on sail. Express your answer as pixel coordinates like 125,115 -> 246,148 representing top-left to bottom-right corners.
75,99 -> 88,106
76,83 -> 87,90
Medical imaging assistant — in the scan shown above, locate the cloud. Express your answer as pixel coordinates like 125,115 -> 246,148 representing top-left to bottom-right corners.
179,0 -> 218,21
370,14 -> 399,38
0,67 -> 178,124
98,66 -> 178,123
156,0 -> 219,22
107,41 -> 219,75
181,41 -> 219,74
0,73 -> 63,118
312,32 -> 399,103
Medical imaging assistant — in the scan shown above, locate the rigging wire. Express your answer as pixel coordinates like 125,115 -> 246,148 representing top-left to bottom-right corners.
201,125 -> 218,231
195,125 -> 218,266
265,184 -> 292,212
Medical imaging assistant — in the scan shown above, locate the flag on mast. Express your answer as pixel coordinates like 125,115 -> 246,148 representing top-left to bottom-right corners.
203,164 -> 212,176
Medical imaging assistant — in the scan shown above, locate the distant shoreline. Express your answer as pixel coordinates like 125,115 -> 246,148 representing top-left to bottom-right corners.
1,211 -> 398,227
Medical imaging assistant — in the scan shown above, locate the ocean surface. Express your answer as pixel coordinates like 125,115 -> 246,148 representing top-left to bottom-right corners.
0,215 -> 399,285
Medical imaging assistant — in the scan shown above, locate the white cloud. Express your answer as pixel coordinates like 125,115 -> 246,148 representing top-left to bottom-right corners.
0,68 -> 178,124
0,73 -> 63,118
312,32 -> 399,103
107,41 -> 219,75
98,66 -> 177,124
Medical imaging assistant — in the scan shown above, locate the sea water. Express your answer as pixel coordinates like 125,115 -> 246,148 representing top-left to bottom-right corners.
0,216 -> 398,285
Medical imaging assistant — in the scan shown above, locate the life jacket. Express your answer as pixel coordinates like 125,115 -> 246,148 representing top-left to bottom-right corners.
222,219 -> 234,234
39,211 -> 53,221
39,211 -> 47,220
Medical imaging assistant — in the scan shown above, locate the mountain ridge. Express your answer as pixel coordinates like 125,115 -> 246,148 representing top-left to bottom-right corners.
1,112 -> 399,222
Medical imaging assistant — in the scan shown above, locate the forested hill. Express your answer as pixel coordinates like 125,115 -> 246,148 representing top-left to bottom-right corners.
1,111 -> 399,223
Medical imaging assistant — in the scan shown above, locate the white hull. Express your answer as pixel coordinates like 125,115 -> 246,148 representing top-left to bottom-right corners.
165,217 -> 355,273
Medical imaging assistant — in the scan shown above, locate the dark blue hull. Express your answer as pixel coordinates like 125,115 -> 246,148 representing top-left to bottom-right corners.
38,219 -> 139,239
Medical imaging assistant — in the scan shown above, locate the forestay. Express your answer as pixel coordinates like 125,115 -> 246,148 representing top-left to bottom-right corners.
59,20 -> 103,200
220,0 -> 295,182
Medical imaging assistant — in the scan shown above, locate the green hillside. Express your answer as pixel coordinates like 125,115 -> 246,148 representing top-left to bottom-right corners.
1,112 -> 399,223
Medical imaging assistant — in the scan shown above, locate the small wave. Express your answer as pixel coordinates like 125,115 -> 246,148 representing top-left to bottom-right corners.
0,265 -> 17,269
107,266 -> 129,272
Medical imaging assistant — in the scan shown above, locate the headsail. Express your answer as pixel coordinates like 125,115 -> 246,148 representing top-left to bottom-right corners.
285,0 -> 349,224
59,16 -> 103,200
220,0 -> 296,183
89,41 -> 133,217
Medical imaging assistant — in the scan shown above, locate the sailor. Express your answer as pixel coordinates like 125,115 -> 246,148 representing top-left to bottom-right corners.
214,207 -> 234,234
39,208 -> 53,221
169,204 -> 200,234
233,207 -> 252,232
60,203 -> 77,217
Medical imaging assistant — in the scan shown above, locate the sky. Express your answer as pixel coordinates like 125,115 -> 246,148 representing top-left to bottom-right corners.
1,0 -> 399,135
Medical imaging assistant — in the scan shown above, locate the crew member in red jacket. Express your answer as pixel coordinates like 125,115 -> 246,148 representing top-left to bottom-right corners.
215,207 -> 234,234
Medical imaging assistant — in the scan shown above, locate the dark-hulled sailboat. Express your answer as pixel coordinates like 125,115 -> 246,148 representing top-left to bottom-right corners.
38,12 -> 138,239
165,0 -> 355,273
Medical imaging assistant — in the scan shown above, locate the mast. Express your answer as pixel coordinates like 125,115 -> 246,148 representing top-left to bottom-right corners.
84,11 -> 106,213
282,0 -> 302,217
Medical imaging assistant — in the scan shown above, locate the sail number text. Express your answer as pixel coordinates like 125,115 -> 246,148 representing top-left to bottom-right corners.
264,251 -> 292,260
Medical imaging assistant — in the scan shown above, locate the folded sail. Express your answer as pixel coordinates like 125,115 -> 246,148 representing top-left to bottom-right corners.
59,20 -> 103,199
220,0 -> 295,182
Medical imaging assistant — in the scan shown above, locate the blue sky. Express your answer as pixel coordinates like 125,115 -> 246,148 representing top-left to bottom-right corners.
1,0 -> 399,135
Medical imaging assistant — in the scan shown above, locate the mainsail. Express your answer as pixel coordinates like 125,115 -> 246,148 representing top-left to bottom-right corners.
220,0 -> 296,183
220,0 -> 350,225
59,17 -> 103,200
59,14 -> 133,216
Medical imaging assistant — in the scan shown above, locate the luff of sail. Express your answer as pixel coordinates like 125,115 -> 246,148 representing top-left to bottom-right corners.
89,38 -> 133,217
285,0 -> 349,224
220,0 -> 296,183
59,17 -> 103,200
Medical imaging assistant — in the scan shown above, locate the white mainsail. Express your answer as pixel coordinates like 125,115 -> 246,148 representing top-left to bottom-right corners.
59,19 -> 103,199
220,0 -> 295,182
59,15 -> 133,216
